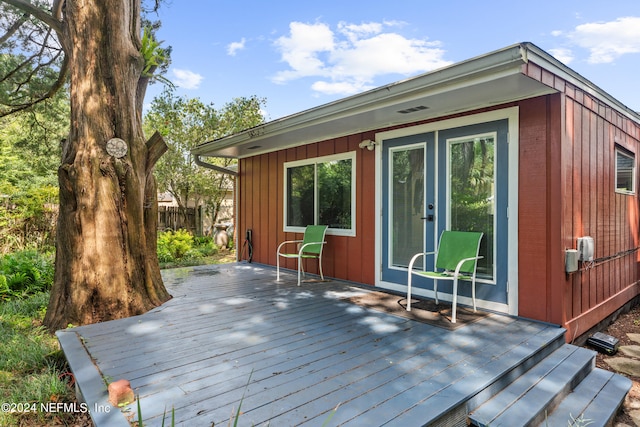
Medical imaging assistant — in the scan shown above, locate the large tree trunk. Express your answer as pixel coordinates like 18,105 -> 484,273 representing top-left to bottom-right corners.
44,0 -> 171,330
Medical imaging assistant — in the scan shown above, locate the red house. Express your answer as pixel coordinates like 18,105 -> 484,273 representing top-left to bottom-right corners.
193,42 -> 640,341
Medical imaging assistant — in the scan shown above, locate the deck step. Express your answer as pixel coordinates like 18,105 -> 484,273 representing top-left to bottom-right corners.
468,344 -> 596,427
544,368 -> 631,427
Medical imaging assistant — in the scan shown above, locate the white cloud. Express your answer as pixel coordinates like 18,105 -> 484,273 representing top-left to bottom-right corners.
227,38 -> 246,56
548,48 -> 575,64
556,16 -> 640,64
172,68 -> 204,89
272,20 -> 451,96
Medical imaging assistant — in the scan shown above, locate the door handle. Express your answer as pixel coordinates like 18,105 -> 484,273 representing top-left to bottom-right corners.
421,215 -> 434,222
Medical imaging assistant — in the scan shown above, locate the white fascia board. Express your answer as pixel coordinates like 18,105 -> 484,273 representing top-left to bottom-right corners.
192,43 -> 531,158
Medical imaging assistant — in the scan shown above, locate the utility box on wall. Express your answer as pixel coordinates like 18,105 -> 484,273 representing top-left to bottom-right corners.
565,249 -> 579,273
577,237 -> 594,262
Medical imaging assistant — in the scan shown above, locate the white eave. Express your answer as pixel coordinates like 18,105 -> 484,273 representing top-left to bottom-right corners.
192,42 -> 640,159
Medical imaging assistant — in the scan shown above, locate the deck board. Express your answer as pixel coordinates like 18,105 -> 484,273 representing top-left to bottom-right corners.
58,264 -> 565,427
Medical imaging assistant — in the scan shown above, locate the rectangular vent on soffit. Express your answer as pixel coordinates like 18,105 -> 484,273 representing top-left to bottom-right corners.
397,105 -> 429,114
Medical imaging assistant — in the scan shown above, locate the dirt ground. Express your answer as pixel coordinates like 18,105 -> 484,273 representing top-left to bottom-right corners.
588,303 -> 640,426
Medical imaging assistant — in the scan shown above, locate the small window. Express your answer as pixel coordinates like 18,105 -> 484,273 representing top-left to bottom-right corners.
615,147 -> 635,194
284,152 -> 356,236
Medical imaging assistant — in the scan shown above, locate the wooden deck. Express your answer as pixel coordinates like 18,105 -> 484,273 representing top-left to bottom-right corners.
58,263 -> 569,426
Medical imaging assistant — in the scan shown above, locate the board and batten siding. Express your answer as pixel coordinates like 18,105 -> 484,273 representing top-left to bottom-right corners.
237,134 -> 376,286
519,61 -> 640,339
237,63 -> 640,339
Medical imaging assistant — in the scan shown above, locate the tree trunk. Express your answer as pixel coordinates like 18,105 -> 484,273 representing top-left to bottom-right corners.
44,0 -> 171,331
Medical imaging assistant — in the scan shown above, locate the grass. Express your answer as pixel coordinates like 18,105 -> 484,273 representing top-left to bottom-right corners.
0,250 -> 236,426
0,292 -> 76,426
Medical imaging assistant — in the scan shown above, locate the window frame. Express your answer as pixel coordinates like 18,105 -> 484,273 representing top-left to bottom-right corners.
283,151 -> 356,237
615,146 -> 636,195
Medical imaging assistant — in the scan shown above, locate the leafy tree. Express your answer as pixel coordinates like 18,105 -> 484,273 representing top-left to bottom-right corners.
0,0 -> 173,330
0,75 -> 68,253
144,89 -> 265,229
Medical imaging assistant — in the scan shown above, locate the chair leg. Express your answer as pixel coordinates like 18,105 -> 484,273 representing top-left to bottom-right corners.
297,256 -> 302,286
471,279 -> 477,312
407,273 -> 413,311
451,278 -> 458,324
318,255 -> 324,280
276,254 -> 281,281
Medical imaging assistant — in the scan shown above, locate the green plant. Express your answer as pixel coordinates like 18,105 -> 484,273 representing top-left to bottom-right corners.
0,249 -> 54,299
135,394 -> 175,427
157,229 -> 194,261
0,292 -> 75,426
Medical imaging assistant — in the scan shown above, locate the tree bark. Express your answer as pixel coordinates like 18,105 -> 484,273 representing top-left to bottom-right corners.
43,0 -> 171,330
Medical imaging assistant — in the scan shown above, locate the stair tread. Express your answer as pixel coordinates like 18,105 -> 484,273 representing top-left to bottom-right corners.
544,368 -> 631,427
469,344 -> 595,427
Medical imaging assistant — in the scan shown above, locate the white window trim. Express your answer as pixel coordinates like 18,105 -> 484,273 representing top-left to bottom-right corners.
283,151 -> 356,237
615,147 -> 636,195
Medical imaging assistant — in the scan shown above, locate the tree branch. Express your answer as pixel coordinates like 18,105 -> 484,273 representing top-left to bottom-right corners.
2,0 -> 63,34
0,53 -> 68,118
0,11 -> 28,45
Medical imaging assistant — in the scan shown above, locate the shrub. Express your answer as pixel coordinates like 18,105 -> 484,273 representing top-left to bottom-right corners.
192,235 -> 218,257
157,229 -> 194,262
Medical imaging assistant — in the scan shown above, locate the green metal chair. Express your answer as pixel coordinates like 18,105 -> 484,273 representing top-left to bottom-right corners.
407,230 -> 484,323
276,225 -> 328,286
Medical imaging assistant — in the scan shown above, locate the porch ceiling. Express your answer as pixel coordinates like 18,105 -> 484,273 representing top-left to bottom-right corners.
192,43 -> 557,159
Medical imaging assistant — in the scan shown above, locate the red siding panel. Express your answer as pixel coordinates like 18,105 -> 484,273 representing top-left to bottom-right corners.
238,133 -> 376,286
518,96 -> 550,321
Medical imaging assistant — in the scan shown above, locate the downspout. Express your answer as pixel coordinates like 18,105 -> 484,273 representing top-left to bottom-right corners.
194,155 -> 238,177
194,155 -> 239,260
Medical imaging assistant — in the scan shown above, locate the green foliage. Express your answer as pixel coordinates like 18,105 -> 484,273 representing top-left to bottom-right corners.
192,235 -> 219,257
140,26 -> 173,87
0,292 -> 75,426
156,231 -> 232,268
144,89 -> 265,226
0,78 -> 66,254
0,250 -> 54,300
157,229 -> 194,262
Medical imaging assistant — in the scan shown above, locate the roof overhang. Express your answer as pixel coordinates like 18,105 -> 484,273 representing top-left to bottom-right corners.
192,42 -> 640,159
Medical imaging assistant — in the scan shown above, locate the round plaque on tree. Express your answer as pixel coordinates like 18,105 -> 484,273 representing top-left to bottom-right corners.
106,138 -> 128,158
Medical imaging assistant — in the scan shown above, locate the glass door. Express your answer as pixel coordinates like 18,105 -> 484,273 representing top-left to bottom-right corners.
380,119 -> 509,308
381,133 -> 435,284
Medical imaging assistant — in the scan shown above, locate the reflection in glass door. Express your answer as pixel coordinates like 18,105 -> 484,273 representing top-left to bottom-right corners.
391,145 -> 425,268
381,133 -> 435,284
448,134 -> 496,279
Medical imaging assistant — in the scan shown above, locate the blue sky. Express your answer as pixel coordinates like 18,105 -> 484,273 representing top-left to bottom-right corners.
145,0 -> 640,120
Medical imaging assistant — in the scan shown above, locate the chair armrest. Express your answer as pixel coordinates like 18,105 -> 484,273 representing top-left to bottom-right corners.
453,256 -> 484,276
277,239 -> 304,254
298,241 -> 327,254
408,251 -> 437,272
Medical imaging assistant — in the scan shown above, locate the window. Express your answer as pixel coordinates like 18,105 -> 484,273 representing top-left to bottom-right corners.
616,147 -> 636,194
284,152 -> 356,236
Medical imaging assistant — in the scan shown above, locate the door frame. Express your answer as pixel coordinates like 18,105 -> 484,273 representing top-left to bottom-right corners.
373,107 -> 519,316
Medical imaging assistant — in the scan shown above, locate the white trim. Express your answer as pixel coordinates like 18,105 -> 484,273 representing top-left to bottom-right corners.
386,142 -> 428,271
374,107 -> 519,316
614,147 -> 636,195
283,151 -> 357,237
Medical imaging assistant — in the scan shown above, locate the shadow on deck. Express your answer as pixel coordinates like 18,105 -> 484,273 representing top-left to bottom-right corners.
57,263 -> 629,426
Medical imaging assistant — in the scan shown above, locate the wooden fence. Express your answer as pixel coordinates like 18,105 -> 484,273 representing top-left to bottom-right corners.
158,206 -> 202,235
